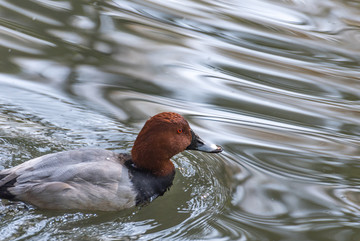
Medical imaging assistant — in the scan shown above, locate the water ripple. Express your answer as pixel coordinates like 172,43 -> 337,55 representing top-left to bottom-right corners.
1,0 -> 360,240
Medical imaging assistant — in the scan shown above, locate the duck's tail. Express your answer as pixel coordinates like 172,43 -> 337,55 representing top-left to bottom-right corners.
0,173 -> 17,200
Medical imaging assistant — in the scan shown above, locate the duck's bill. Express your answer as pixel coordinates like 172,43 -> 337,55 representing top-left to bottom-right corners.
186,129 -> 223,153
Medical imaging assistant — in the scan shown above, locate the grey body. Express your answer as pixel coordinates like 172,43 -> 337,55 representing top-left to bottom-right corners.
0,149 -> 137,211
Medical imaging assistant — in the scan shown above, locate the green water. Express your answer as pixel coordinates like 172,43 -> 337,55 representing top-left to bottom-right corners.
0,0 -> 360,240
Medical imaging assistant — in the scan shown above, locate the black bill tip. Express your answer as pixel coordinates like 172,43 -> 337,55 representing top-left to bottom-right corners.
186,129 -> 223,153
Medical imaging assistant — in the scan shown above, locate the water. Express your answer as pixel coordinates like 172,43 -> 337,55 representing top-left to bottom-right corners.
0,0 -> 360,240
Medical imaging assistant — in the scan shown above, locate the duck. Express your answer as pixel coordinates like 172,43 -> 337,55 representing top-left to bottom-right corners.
0,112 -> 222,211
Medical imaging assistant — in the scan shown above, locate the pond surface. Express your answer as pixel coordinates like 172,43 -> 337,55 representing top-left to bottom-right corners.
1,0 -> 360,240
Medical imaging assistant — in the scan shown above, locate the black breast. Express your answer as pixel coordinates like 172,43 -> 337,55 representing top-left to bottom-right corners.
125,159 -> 175,206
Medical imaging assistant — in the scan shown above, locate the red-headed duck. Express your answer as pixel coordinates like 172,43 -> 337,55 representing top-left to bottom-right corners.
0,112 -> 222,211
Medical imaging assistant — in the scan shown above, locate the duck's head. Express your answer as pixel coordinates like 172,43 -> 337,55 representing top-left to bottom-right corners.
131,112 -> 222,176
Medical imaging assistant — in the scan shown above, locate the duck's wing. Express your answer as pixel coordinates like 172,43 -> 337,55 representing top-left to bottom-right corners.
0,149 -> 136,211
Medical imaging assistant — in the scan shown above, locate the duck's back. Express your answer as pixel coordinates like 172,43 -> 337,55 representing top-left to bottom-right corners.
0,149 -> 137,211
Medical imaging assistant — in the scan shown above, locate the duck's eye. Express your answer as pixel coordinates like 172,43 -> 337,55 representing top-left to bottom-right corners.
177,129 -> 183,134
